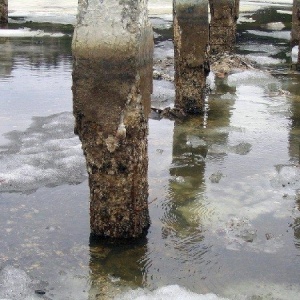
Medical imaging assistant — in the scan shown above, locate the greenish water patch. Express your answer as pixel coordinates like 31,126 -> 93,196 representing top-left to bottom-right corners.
8,21 -> 74,35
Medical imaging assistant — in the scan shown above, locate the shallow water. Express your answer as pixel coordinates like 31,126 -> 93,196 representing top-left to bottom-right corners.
1,1 -> 300,300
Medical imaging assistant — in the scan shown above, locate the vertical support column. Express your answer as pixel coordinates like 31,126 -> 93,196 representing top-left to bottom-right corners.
72,0 -> 153,239
209,0 -> 239,54
173,0 -> 210,114
0,0 -> 8,25
292,0 -> 300,46
292,0 -> 300,69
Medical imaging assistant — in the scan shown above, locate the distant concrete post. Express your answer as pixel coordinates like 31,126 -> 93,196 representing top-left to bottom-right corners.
0,0 -> 8,24
292,0 -> 300,69
209,0 -> 239,54
72,0 -> 153,239
292,0 -> 300,46
173,0 -> 210,114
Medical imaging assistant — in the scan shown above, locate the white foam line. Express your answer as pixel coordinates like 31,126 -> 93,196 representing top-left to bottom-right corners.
0,29 -> 66,38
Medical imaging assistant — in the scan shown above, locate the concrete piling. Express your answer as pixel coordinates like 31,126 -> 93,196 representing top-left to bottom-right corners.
72,0 -> 153,239
173,0 -> 210,114
293,0 -> 300,68
0,0 -> 8,24
292,0 -> 300,46
209,0 -> 239,54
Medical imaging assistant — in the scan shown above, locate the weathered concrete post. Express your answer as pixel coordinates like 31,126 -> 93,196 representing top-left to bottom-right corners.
292,0 -> 300,69
173,0 -> 210,114
292,0 -> 300,46
72,0 -> 153,239
209,0 -> 240,54
0,0 -> 8,25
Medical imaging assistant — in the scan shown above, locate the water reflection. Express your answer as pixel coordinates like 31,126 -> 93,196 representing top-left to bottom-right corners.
139,78 -> 237,292
294,193 -> 300,249
0,35 -> 72,78
286,75 -> 300,164
0,37 -> 13,77
163,116 -> 206,260
88,237 -> 148,299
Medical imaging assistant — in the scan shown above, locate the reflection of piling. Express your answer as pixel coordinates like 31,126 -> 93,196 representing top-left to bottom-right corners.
72,0 -> 153,239
0,0 -> 8,24
209,0 -> 239,54
173,0 -> 210,114
88,236 -> 147,298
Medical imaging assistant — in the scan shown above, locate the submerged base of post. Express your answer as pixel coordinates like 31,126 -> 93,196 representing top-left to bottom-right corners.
173,0 -> 210,114
72,0 -> 153,239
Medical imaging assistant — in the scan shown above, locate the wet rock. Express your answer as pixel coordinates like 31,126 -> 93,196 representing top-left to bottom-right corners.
214,217 -> 260,250
262,22 -> 285,31
265,233 -> 274,240
161,107 -> 187,120
150,107 -> 187,121
210,53 -> 256,78
209,171 -> 224,183
209,142 -> 252,156
237,229 -> 257,243
153,56 -> 175,81
232,142 -> 252,155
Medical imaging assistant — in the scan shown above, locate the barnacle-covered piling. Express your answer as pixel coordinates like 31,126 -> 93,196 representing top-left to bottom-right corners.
209,0 -> 240,54
0,0 -> 8,24
173,0 -> 210,114
72,0 -> 153,238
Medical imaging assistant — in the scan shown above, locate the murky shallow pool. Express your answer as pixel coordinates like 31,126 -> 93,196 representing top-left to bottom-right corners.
0,1 -> 300,300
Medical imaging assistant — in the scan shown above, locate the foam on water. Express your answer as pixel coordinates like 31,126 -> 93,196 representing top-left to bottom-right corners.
245,54 -> 284,65
154,41 -> 174,60
0,266 -> 40,300
292,46 -> 299,63
247,30 -> 291,40
0,112 -> 86,193
0,29 -> 67,38
227,70 -> 278,88
151,80 -> 175,109
116,285 -> 229,300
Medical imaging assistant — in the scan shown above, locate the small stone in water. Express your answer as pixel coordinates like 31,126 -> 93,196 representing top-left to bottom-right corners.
35,289 -> 46,295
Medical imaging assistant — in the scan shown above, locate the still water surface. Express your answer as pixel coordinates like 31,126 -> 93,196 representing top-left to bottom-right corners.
0,0 -> 300,299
